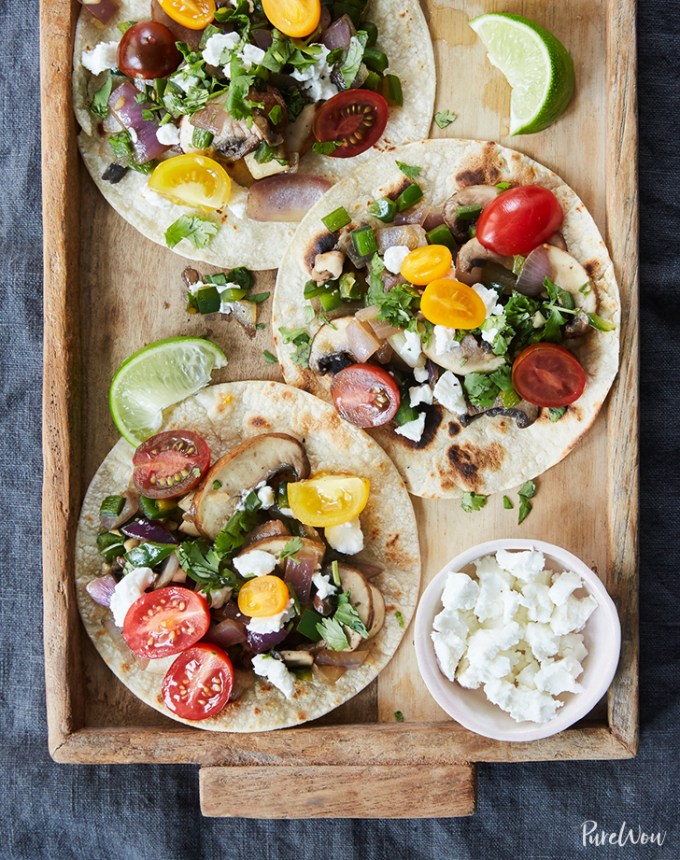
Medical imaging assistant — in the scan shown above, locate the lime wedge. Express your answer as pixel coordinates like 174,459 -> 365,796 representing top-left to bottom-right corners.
109,337 -> 228,445
469,13 -> 575,135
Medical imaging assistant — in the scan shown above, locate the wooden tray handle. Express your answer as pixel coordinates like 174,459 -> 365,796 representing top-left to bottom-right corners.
199,763 -> 476,818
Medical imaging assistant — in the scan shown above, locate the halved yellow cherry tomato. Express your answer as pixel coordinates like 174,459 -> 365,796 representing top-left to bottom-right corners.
148,154 -> 231,210
420,279 -> 487,329
288,474 -> 370,528
159,0 -> 216,30
400,245 -> 453,286
237,575 -> 290,618
262,0 -> 321,38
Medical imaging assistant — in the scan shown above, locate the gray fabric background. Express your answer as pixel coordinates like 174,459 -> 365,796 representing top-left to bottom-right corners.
1,2 -> 677,857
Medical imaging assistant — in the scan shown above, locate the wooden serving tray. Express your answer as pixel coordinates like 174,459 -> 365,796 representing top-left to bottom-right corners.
41,0 -> 638,818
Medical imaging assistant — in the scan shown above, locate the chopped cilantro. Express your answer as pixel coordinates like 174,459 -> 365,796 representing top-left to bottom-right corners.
214,491 -> 263,557
365,255 -> 420,329
395,610 -> 405,628
279,326 -> 312,368
176,540 -> 237,591
279,537 -> 304,561
254,141 -> 288,164
396,161 -> 422,180
117,20 -> 137,35
165,215 -> 219,250
312,140 -> 340,155
90,75 -> 112,118
316,617 -> 350,650
461,492 -> 488,513
394,710 -> 405,722
249,291 -> 271,304
518,480 -> 537,524
268,104 -> 283,124
549,406 -> 567,422
496,181 -> 512,191
503,496 -> 514,510
263,349 -> 278,364
434,109 -> 457,128
463,373 -> 499,409
212,480 -> 222,490
334,592 -> 369,638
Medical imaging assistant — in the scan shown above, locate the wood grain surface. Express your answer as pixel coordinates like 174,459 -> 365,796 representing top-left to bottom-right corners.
41,0 -> 639,815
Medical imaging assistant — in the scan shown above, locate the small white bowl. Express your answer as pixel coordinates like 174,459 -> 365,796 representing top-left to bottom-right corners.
414,538 -> 621,742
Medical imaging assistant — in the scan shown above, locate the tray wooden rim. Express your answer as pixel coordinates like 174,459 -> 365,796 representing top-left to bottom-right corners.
41,0 -> 639,772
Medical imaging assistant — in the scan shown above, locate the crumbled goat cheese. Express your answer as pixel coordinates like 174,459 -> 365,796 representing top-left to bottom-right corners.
325,518 -> 364,555
226,181 -> 249,218
312,572 -> 337,600
433,325 -> 459,355
383,245 -> 411,274
413,365 -> 430,383
256,485 -> 275,510
388,329 -> 425,368
433,371 -> 466,415
110,567 -> 155,628
240,43 -> 265,71
471,283 -> 504,318
233,550 -> 278,577
290,44 -> 337,101
394,412 -> 426,443
202,32 -> 240,67
156,123 -> 180,146
82,41 -> 119,75
431,549 -> 598,723
409,384 -> 433,408
251,653 -> 296,699
246,599 -> 296,634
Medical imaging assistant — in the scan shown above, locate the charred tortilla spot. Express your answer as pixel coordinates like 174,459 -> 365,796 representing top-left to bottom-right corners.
445,441 -> 506,490
253,707 -> 261,715
250,415 -> 270,428
304,231 -> 338,274
448,421 -> 461,436
387,533 -> 400,548
397,407 -> 442,449
583,259 -> 598,279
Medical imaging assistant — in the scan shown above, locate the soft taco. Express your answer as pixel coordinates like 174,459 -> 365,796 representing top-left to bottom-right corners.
272,139 -> 621,498
76,381 -> 420,731
72,0 -> 435,270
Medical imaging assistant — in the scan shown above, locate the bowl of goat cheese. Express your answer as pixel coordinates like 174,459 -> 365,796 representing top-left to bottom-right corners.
413,539 -> 621,741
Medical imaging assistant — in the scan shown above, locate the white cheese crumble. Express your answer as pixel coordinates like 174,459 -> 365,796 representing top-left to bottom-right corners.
251,653 -> 296,699
202,32 -> 240,67
256,485 -> 275,510
431,550 -> 598,723
388,329 -> 425,368
433,325 -> 460,356
472,283 -> 504,318
312,571 -> 337,600
290,44 -> 337,101
383,245 -> 411,274
246,599 -> 296,634
241,43 -> 266,71
324,518 -> 364,555
110,567 -> 155,628
413,365 -> 430,383
433,371 -> 466,415
233,549 -> 278,577
395,412 -> 426,443
82,41 -> 119,75
409,384 -> 433,408
156,123 -> 180,146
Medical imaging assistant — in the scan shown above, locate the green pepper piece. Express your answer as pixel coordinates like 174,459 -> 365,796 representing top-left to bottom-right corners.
381,74 -> 403,107
220,287 -> 247,303
194,285 -> 221,314
368,197 -> 397,222
363,47 -> 389,74
318,289 -> 343,312
100,495 -> 125,519
395,183 -> 424,212
139,496 -> 162,520
362,21 -> 378,46
455,204 -> 483,221
351,224 -> 378,256
297,608 -> 324,641
426,224 -> 457,251
362,70 -> 382,92
97,531 -> 126,563
321,206 -> 351,232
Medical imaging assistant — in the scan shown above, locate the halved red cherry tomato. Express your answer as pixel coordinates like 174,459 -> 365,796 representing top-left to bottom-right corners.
313,90 -> 389,158
512,343 -> 587,407
159,0 -> 216,30
162,644 -> 234,720
330,363 -> 400,428
133,430 -> 211,499
123,586 -> 210,659
262,0 -> 321,38
117,21 -> 182,80
476,186 -> 564,256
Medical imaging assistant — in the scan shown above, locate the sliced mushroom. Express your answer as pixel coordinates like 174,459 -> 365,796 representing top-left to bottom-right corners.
234,534 -> 324,561
443,185 -> 499,243
456,236 -> 513,278
375,224 -> 428,254
193,434 -> 310,539
309,316 -> 356,375
543,245 -> 597,313
244,519 -> 290,545
313,592 -> 338,616
337,564 -> 374,632
284,103 -> 317,157
423,333 -> 505,375
279,650 -> 314,667
366,584 -> 385,638
564,311 -> 590,338
311,250 -> 345,284
460,397 -> 540,429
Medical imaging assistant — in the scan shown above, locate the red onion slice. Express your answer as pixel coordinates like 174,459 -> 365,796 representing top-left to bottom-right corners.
154,553 -> 181,589
247,627 -> 289,654
347,318 -> 381,362
86,575 -> 118,608
251,28 -> 274,50
121,519 -> 178,544
323,14 -> 356,50
514,245 -> 552,296
78,0 -> 120,25
319,5 -> 332,32
100,491 -> 139,530
205,618 -> 248,649
247,174 -> 333,223
422,207 -> 445,232
285,542 -> 326,606
109,82 -> 170,163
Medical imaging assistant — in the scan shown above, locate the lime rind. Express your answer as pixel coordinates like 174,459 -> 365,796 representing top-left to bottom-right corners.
470,12 -> 575,135
109,336 -> 228,446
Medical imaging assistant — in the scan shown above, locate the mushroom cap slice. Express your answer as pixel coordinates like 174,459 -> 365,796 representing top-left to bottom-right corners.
543,245 -> 597,313
337,563 -> 374,632
309,316 -> 356,376
423,333 -> 506,375
366,584 -> 386,639
193,434 -> 310,539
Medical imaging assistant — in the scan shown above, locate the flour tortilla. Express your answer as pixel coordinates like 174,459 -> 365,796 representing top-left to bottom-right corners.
72,0 -> 435,270
272,139 -> 621,499
75,381 -> 421,731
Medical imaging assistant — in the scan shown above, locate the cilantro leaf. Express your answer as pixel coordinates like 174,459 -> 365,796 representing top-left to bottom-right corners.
334,592 -> 369,638
519,480 -> 537,500
489,366 -> 521,408
340,32 -> 369,88
279,326 -> 312,368
316,617 -> 350,650
396,161 -> 422,180
165,216 -> 219,250
394,710 -> 405,722
312,140 -> 340,155
279,537 -> 304,561
176,540 -> 233,591
434,109 -> 457,128
518,481 -> 537,524
90,75 -> 113,118
463,373 -> 499,409
503,496 -> 514,509
263,349 -> 278,364
214,492 -> 263,558
549,406 -> 567,422
365,255 -> 420,328
395,610 -> 405,628
461,492 -> 488,513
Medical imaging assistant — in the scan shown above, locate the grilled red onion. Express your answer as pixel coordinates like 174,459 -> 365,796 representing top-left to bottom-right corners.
247,174 -> 333,222
245,519 -> 290,545
347,318 -> 381,362
514,244 -> 552,296
247,627 -> 289,654
205,618 -> 248,649
108,82 -> 170,163
323,14 -> 356,50
86,575 -> 118,608
78,0 -> 120,24
151,0 -> 203,50
100,491 -> 139,530
251,28 -> 274,50
319,5 -> 332,32
285,543 -> 325,605
394,202 -> 430,227
316,649 -> 369,668
375,224 -> 427,254
154,552 -> 182,589
121,519 -> 178,544
422,207 -> 445,232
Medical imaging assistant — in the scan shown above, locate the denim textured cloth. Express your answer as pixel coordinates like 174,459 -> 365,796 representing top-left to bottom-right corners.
1,1 -> 678,857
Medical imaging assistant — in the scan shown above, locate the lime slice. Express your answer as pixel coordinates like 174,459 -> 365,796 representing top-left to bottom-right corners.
469,13 -> 575,135
109,337 -> 228,445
